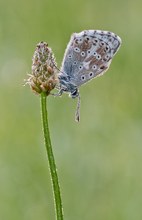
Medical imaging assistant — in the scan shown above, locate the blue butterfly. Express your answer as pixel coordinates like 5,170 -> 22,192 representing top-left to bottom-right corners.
56,30 -> 121,121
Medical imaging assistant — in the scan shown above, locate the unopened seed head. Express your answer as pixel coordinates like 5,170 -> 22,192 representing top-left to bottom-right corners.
26,41 -> 58,95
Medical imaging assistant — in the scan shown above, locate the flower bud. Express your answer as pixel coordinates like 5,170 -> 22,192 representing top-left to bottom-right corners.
26,42 -> 58,95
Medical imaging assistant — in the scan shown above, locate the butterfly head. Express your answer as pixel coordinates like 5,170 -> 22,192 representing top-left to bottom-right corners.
58,73 -> 79,98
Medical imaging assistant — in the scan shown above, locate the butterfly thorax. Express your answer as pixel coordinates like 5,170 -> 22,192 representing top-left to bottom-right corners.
58,74 -> 79,98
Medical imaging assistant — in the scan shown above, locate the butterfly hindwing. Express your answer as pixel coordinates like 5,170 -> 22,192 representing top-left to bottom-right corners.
60,30 -> 121,87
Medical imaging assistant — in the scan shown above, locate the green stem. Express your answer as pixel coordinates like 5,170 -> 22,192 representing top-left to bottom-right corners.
40,92 -> 64,220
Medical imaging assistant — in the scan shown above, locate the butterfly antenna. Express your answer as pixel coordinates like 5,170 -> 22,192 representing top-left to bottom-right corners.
51,57 -> 65,75
75,94 -> 81,122
53,63 -> 61,73
50,56 -> 66,93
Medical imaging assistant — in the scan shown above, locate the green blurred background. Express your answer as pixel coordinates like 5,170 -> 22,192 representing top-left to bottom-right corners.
0,0 -> 142,219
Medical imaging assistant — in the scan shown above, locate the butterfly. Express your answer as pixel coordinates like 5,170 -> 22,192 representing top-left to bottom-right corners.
56,30 -> 122,122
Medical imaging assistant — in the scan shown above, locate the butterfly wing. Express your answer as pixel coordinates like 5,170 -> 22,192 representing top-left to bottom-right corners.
60,30 -> 121,87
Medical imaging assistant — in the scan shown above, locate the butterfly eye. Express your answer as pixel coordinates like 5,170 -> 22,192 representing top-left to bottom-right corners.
81,75 -> 86,81
74,47 -> 80,53
96,54 -> 101,60
92,65 -> 97,70
81,51 -> 85,57
68,54 -> 72,58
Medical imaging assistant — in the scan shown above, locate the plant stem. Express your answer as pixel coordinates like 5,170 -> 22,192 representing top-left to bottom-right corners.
40,92 -> 64,220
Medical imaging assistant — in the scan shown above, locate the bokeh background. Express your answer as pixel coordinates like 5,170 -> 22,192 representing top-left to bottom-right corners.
0,0 -> 142,219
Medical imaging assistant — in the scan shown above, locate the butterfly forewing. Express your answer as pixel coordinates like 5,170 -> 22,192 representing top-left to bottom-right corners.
60,30 -> 121,87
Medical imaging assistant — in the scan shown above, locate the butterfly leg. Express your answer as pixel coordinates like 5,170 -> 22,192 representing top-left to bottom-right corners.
75,94 -> 81,122
50,89 -> 64,97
